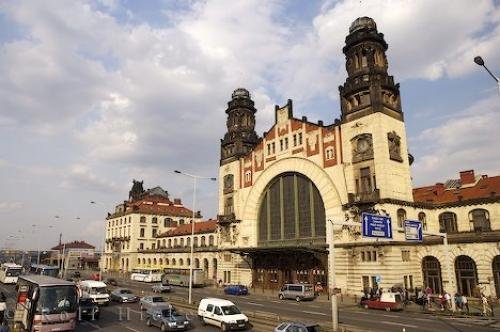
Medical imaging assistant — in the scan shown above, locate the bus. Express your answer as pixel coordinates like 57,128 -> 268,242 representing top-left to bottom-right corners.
14,275 -> 79,332
130,268 -> 162,282
162,268 -> 205,287
0,262 -> 23,284
30,264 -> 60,278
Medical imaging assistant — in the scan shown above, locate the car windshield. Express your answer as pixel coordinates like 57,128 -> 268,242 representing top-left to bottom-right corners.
221,305 -> 241,315
121,289 -> 133,294
91,287 -> 107,295
36,286 -> 78,315
306,325 -> 322,332
152,297 -> 165,302
6,269 -> 22,277
161,309 -> 179,317
304,285 -> 313,292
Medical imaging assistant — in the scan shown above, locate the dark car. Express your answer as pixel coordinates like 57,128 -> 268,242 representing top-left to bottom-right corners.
224,284 -> 249,296
78,297 -> 100,320
275,321 -> 323,332
146,306 -> 191,331
103,278 -> 118,286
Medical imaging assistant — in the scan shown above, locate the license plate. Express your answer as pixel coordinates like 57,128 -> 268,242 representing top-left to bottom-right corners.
238,324 -> 245,327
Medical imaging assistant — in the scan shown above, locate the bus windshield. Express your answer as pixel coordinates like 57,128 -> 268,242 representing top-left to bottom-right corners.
90,287 -> 108,295
35,286 -> 78,315
6,268 -> 21,277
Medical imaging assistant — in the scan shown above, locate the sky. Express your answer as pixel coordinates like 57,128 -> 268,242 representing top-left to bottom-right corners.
0,0 -> 499,251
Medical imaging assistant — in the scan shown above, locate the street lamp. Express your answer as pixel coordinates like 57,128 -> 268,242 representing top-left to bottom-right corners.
474,56 -> 499,93
174,170 -> 216,304
90,201 -> 106,281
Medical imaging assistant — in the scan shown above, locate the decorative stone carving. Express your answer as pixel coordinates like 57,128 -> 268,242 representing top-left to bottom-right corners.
223,174 -> 234,193
387,131 -> 403,162
351,133 -> 373,163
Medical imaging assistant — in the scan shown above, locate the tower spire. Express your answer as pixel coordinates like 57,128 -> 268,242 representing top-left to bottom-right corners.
339,17 -> 403,122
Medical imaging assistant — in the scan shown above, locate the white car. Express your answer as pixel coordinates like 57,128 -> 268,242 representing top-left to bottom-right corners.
151,283 -> 172,293
198,298 -> 249,331
140,295 -> 169,311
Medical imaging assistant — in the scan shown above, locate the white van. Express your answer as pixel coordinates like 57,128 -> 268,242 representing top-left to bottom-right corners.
79,280 -> 110,305
198,298 -> 249,331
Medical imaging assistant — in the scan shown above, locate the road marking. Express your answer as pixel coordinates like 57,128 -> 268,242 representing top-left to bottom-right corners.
413,317 -> 430,321
81,321 -> 101,329
301,311 -> 328,316
245,302 -> 265,306
381,314 -> 399,318
123,325 -> 142,332
380,320 -> 418,328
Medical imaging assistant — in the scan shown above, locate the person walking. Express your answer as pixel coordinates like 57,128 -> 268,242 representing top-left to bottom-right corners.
481,293 -> 492,316
462,294 -> 469,315
0,292 -> 6,325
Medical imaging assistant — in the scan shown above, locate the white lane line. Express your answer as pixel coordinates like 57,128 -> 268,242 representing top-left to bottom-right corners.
81,321 -> 101,329
301,311 -> 328,316
380,314 -> 399,318
128,309 -> 142,314
413,317 -> 430,321
381,320 -> 418,328
245,302 -> 265,306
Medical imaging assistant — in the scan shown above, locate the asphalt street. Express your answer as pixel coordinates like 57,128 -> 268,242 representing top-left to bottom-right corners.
1,277 -> 499,332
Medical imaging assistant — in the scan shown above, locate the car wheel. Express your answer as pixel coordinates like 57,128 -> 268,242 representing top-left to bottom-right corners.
279,294 -> 284,300
363,304 -> 369,309
385,307 -> 391,312
146,318 -> 152,327
94,313 -> 100,320
221,322 -> 228,331
295,296 -> 301,302
160,323 -> 166,332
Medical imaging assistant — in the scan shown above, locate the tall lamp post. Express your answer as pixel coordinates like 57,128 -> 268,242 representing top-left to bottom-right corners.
474,56 -> 499,93
91,201 -> 106,281
174,170 -> 216,304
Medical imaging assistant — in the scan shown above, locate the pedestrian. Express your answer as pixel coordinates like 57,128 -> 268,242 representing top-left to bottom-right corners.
444,292 -> 451,311
462,294 -> 469,314
481,293 -> 491,316
0,292 -> 6,325
454,292 -> 462,311
0,320 -> 8,332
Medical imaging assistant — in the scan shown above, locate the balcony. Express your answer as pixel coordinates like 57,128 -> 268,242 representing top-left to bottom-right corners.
217,213 -> 239,226
105,236 -> 131,244
348,189 -> 380,204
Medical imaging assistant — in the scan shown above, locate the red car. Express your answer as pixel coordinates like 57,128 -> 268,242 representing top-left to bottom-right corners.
360,292 -> 404,311
90,273 -> 101,281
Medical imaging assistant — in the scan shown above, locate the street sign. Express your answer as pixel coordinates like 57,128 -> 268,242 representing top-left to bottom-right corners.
361,213 -> 392,239
404,219 -> 423,241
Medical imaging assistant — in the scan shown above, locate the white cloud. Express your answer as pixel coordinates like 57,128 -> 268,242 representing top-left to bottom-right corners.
0,201 -> 23,213
411,94 -> 500,185
60,164 -> 120,193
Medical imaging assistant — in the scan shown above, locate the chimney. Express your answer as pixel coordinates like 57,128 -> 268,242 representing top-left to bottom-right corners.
302,116 -> 308,122
459,170 -> 475,185
173,198 -> 182,205
318,120 -> 323,126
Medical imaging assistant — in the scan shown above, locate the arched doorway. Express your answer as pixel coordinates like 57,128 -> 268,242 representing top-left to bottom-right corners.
455,255 -> 478,296
422,256 -> 443,294
195,258 -> 200,269
493,255 -> 500,298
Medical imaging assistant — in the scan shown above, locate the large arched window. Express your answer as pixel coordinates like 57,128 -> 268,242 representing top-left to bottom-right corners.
201,236 -> 206,247
469,209 -> 490,232
209,235 -> 214,246
455,255 -> 478,296
418,212 -> 427,231
258,172 -> 326,245
439,212 -> 458,233
397,209 -> 406,228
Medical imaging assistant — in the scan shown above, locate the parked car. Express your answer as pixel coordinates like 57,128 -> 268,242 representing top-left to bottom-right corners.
103,278 -> 118,286
152,283 -> 172,293
360,292 -> 404,311
224,284 -> 249,296
80,280 -> 110,306
275,321 -> 322,332
278,284 -> 315,302
78,297 -> 100,320
198,298 -> 249,331
140,296 -> 168,311
110,288 -> 139,303
145,306 -> 191,331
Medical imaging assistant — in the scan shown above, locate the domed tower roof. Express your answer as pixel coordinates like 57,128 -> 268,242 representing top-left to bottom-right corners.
349,16 -> 377,33
231,88 -> 250,99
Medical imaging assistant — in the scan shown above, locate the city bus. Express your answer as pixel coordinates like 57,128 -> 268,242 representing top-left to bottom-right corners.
162,268 -> 205,287
14,275 -> 79,332
0,262 -> 23,284
30,264 -> 60,278
130,268 -> 162,282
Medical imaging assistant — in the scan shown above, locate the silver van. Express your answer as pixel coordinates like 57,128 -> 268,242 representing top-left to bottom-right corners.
278,284 -> 315,302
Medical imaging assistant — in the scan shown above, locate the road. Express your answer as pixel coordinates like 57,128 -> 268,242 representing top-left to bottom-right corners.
1,277 -> 499,332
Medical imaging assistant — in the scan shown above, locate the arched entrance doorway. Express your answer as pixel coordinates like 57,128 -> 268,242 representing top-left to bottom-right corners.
251,172 -> 327,290
455,255 -> 478,296
493,255 -> 500,298
422,256 -> 443,294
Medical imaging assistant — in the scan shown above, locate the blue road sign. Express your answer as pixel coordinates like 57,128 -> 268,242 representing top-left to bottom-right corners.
361,213 -> 392,239
404,219 -> 423,241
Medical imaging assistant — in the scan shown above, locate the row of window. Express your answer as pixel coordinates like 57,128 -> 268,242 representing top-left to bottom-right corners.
360,251 -> 377,262
138,234 -> 215,250
108,216 -> 187,228
266,133 -> 303,155
136,257 -> 215,268
396,208 -> 492,233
